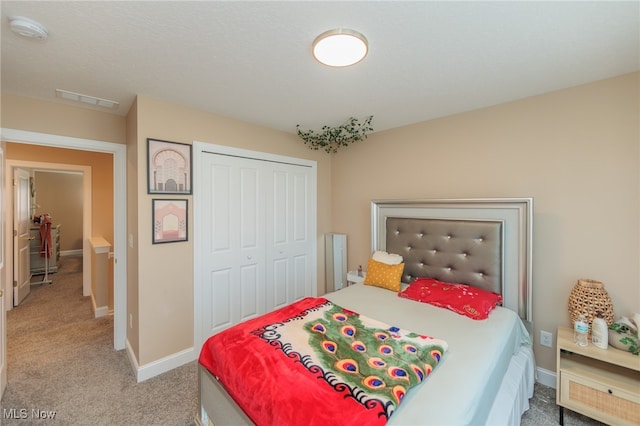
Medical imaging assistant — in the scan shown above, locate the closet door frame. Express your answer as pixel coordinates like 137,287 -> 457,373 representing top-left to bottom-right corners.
192,141 -> 317,348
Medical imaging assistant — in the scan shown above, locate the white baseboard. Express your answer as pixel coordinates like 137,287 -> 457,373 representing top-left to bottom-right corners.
90,294 -> 109,318
122,345 -> 557,389
124,346 -> 554,390
125,339 -> 139,378
126,343 -> 198,383
94,305 -> 109,318
121,348 -> 558,391
60,249 -> 83,257
536,366 -> 556,388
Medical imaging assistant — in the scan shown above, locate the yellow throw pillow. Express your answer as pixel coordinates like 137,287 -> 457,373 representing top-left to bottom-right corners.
364,258 -> 404,292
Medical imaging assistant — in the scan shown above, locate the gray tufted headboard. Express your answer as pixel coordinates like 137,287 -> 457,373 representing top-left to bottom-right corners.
385,217 -> 503,295
371,198 -> 533,323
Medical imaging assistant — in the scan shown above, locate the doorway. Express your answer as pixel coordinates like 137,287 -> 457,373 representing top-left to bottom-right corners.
7,161 -> 92,306
1,128 -> 127,351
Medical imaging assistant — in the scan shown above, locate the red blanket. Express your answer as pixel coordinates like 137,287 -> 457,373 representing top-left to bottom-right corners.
199,297 -> 447,426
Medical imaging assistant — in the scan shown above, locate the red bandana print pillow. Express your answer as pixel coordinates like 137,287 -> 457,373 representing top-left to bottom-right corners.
398,277 -> 503,320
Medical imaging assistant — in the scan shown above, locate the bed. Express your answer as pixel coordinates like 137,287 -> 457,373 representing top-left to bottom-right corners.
198,198 -> 535,426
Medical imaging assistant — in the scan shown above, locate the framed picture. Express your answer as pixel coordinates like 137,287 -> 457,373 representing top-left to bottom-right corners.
147,138 -> 192,194
152,199 -> 188,244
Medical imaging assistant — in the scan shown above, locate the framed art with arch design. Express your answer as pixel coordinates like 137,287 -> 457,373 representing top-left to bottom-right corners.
147,138 -> 192,194
152,199 -> 188,244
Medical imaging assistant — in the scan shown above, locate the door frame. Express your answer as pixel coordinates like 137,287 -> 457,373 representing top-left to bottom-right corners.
0,128 -> 127,350
8,162 -> 92,300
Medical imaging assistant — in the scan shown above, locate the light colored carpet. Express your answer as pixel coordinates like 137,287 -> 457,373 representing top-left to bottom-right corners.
1,255 -> 605,425
521,382 -> 605,426
0,255 -> 198,425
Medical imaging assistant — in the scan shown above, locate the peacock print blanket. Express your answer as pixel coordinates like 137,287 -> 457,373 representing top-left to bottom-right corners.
199,297 -> 448,426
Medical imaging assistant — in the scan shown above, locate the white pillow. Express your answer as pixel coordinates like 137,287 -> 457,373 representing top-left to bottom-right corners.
372,250 -> 403,265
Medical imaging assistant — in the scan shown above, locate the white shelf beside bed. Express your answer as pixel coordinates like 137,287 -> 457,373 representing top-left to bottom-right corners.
346,270 -> 365,286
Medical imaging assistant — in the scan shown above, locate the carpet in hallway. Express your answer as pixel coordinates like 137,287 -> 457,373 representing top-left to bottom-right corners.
1,255 -> 198,425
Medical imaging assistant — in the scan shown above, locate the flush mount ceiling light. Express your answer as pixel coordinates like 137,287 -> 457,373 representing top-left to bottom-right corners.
55,89 -> 120,110
312,29 -> 368,67
9,16 -> 48,40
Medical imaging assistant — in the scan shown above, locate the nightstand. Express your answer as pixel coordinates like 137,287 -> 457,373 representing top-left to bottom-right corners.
346,271 -> 365,286
556,326 -> 640,425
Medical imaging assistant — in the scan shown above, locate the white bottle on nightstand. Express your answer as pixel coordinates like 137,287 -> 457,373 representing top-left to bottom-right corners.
592,313 -> 608,349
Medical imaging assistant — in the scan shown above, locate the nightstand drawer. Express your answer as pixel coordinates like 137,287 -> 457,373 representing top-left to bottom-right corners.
560,370 -> 640,425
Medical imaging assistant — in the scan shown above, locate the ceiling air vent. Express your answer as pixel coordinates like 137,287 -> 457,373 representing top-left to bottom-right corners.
55,89 -> 119,110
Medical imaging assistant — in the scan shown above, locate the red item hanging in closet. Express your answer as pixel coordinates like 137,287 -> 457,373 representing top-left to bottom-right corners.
39,214 -> 53,258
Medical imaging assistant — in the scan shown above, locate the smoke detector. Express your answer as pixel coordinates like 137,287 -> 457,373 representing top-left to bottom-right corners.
9,16 -> 48,40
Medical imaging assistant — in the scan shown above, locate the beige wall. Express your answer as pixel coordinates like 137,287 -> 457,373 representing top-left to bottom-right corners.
1,93 -> 126,144
330,72 -> 640,373
132,95 -> 332,365
32,171 -> 83,252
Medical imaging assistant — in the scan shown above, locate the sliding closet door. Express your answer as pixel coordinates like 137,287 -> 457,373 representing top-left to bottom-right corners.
196,146 -> 316,343
265,164 -> 314,311
200,154 -> 266,337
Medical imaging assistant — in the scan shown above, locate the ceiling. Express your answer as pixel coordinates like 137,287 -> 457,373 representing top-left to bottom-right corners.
2,1 -> 639,134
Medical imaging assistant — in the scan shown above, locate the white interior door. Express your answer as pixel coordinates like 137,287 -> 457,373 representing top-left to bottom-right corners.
13,168 -> 31,306
265,165 -> 315,311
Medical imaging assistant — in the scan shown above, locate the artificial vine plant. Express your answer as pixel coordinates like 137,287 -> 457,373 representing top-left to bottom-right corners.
296,116 -> 374,154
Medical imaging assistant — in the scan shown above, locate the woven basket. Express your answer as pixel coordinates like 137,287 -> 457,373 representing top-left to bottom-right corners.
568,279 -> 615,333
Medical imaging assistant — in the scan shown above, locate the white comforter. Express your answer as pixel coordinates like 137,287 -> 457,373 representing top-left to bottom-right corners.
326,283 -> 531,426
